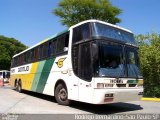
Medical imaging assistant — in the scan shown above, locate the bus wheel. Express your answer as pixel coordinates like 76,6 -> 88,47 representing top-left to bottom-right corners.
17,80 -> 22,93
15,80 -> 18,91
55,83 -> 70,105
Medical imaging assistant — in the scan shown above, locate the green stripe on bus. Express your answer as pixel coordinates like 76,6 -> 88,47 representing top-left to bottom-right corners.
36,58 -> 55,93
31,60 -> 46,91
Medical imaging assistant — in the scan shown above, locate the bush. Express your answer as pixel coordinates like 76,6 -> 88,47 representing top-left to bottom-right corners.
136,33 -> 160,98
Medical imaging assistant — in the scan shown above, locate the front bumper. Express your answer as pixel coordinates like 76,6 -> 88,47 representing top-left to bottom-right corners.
92,88 -> 143,104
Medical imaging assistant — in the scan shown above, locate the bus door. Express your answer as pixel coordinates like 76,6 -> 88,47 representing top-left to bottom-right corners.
77,43 -> 94,102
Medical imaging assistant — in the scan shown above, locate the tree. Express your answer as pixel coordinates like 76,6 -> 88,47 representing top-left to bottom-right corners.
53,0 -> 122,27
136,33 -> 160,97
0,35 -> 27,70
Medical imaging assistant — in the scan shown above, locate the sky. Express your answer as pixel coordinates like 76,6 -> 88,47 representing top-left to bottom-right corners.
0,0 -> 160,47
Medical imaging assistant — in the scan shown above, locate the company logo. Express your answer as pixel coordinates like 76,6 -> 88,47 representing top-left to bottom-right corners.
18,66 -> 29,72
56,58 -> 66,68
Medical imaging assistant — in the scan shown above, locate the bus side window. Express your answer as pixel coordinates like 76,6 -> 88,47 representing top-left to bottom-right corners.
82,24 -> 90,39
73,27 -> 82,43
38,46 -> 42,60
26,52 -> 30,63
24,53 -> 26,63
16,57 -> 18,66
56,36 -> 65,53
64,33 -> 69,51
31,49 -> 35,61
17,56 -> 20,66
42,43 -> 47,58
51,41 -> 56,56
56,33 -> 69,53
19,56 -> 21,65
48,41 -> 56,57
34,47 -> 38,61
21,54 -> 24,65
48,42 -> 52,57
28,50 -> 32,62
32,49 -> 35,61
73,23 -> 90,44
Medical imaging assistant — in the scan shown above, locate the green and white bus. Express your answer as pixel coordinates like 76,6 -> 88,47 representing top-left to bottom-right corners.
10,20 -> 143,105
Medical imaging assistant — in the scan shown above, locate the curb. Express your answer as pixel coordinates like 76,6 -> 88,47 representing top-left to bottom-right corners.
141,97 -> 160,102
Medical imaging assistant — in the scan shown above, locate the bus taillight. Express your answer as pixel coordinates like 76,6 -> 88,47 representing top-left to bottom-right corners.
97,83 -> 104,88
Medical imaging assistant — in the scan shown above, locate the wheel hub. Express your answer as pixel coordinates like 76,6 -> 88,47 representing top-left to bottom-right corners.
59,88 -> 67,101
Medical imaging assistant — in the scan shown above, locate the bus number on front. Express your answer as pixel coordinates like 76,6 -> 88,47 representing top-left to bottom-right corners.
110,79 -> 123,84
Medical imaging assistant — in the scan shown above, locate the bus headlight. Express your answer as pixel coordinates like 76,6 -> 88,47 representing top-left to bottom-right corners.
137,79 -> 143,87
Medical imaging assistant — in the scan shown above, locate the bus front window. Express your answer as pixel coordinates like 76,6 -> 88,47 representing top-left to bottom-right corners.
126,47 -> 143,78
92,22 -> 136,45
98,42 -> 125,77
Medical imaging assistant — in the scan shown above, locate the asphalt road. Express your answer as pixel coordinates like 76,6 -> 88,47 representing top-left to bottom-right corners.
0,85 -> 160,120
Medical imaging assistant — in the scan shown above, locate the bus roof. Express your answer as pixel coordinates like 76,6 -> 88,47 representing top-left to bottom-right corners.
0,70 -> 10,72
13,29 -> 68,58
69,19 -> 133,34
13,19 -> 133,58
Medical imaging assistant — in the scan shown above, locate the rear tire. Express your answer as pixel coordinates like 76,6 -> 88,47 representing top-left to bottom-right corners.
55,83 -> 70,105
15,80 -> 22,93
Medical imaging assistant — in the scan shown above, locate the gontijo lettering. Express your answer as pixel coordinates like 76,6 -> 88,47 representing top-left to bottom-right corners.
18,66 -> 29,72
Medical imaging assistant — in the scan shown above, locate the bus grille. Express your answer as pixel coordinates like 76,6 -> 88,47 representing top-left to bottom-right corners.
116,84 -> 137,88
116,84 -> 126,87
129,84 -> 137,87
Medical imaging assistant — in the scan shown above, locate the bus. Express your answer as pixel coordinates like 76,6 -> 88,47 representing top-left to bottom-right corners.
10,20 -> 143,105
0,70 -> 10,83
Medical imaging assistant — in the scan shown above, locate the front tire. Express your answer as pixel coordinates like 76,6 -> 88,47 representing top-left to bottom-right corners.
55,83 -> 70,105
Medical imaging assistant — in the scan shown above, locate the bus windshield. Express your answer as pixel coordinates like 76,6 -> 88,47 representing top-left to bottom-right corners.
98,42 -> 125,77
126,47 -> 142,78
97,41 -> 142,78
